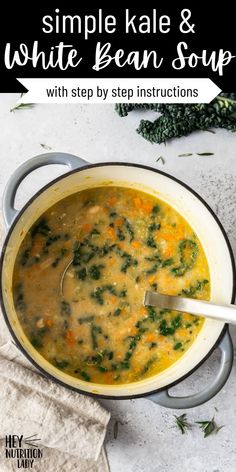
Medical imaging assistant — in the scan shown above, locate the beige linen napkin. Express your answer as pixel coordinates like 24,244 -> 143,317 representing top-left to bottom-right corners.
0,216 -> 110,471
0,342 -> 110,471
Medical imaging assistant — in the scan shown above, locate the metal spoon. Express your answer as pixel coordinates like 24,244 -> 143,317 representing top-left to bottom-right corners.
60,259 -> 73,296
144,291 -> 236,325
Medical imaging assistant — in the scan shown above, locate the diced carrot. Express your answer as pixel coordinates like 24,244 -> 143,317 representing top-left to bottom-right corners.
107,227 -> 116,240
145,333 -> 156,342
110,296 -> 117,305
66,330 -> 75,346
162,246 -> 173,257
175,224 -> 185,236
117,242 -> 124,250
103,372 -> 113,383
108,197 -> 117,205
45,319 -> 53,327
131,240 -> 141,249
133,197 -> 142,208
114,218 -> 123,227
139,307 -> 147,315
31,236 -> 45,256
175,233 -> 185,241
108,258 -> 115,266
99,339 -> 106,349
148,275 -> 156,284
161,232 -> 176,241
141,202 -> 152,214
176,328 -> 189,338
63,240 -> 71,248
116,351 -> 122,360
129,327 -> 137,336
82,223 -> 92,233
133,366 -> 140,373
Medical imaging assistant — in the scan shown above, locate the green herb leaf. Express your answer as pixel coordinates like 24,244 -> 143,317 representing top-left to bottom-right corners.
147,306 -> 159,322
31,337 -> 43,349
146,235 -> 157,248
162,258 -> 174,267
138,355 -> 157,376
152,205 -> 159,215
173,342 -> 182,350
54,359 -> 69,369
203,129 -> 216,134
40,143 -> 52,150
178,153 -> 193,157
10,102 -> 35,113
91,324 -> 103,349
60,300 -> 71,316
148,223 -> 161,232
114,421 -> 119,439
159,315 -> 182,336
174,413 -> 191,434
179,279 -> 209,297
74,367 -> 89,379
89,264 -> 104,280
171,239 -> 198,277
78,315 -> 94,324
31,218 -> 51,238
114,308 -> 121,316
196,152 -> 214,156
195,417 -> 224,437
156,156 -> 165,164
124,218 -> 135,242
76,267 -> 87,280
116,96 -> 236,145
52,248 -> 68,268
117,228 -> 125,241
120,253 -> 138,273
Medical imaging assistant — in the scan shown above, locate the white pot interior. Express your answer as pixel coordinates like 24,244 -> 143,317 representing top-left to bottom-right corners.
1,164 -> 234,397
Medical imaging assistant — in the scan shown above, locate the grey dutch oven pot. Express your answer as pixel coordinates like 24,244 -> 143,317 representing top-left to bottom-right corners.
1,153 -> 235,409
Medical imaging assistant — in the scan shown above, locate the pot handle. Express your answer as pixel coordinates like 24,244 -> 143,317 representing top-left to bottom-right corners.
3,152 -> 87,228
147,330 -> 233,409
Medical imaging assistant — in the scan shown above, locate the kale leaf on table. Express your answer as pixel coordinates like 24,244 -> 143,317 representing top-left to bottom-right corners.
115,94 -> 236,144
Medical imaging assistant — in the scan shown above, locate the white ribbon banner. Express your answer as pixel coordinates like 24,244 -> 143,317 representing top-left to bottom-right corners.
17,78 -> 221,104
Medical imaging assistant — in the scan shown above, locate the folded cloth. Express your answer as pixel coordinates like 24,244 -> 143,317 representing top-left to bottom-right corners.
0,440 -> 109,472
0,215 -> 110,471
0,341 -> 110,472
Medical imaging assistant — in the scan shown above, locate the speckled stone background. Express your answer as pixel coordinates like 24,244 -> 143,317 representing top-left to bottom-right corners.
0,95 -> 236,472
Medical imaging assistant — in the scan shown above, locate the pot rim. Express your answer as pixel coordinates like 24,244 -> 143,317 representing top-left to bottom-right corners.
1,161 -> 235,399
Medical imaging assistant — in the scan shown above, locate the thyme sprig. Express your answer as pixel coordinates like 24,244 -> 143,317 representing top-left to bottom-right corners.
156,156 -> 165,164
174,413 -> 191,434
10,103 -> 34,113
174,413 -> 224,437
178,152 -> 214,157
196,152 -> 214,156
195,417 -> 224,438
113,420 -> 124,439
113,420 -> 119,439
40,143 -> 52,150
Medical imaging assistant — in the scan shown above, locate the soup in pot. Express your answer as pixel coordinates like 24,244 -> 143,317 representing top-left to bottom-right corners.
13,187 -> 210,384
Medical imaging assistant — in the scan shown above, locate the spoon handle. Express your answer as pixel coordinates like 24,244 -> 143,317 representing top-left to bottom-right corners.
144,291 -> 236,325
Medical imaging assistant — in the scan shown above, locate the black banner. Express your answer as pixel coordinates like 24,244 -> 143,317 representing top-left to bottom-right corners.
0,3 -> 235,92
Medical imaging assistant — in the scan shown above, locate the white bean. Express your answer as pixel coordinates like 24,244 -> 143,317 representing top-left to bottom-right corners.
88,205 -> 101,214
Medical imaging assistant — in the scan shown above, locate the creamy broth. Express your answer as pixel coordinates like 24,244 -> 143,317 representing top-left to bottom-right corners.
13,187 -> 209,384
